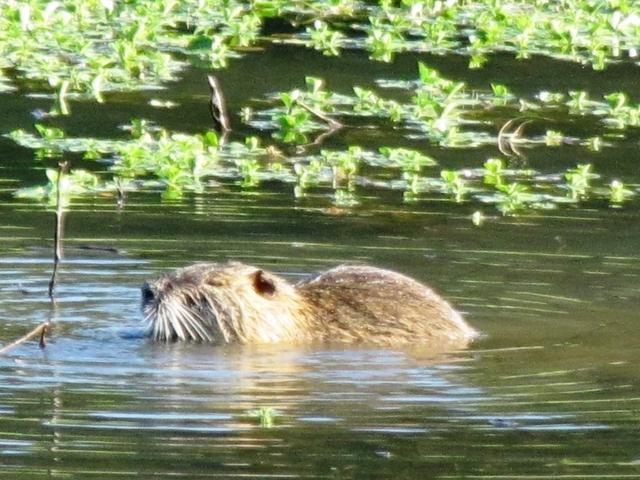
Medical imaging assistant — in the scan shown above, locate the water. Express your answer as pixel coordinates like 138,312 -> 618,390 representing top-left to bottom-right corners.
1,45 -> 640,478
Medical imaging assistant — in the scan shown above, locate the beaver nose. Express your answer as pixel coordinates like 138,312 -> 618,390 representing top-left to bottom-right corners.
141,282 -> 155,305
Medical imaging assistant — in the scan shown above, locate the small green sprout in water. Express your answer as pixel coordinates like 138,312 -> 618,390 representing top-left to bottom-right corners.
604,92 -> 627,115
274,90 -> 312,143
537,91 -> 564,104
209,35 -> 230,69
417,62 -> 440,87
402,171 -> 421,203
293,160 -> 323,197
379,147 -> 436,173
385,100 -> 404,123
565,163 -> 598,199
128,119 -> 153,139
304,77 -> 333,109
244,136 -> 260,152
31,123 -> 66,158
469,49 -> 488,69
609,180 -> 634,204
247,407 -> 278,428
366,22 -> 403,63
545,130 -> 564,146
588,136 -> 602,152
34,124 -> 65,142
496,182 -> 530,214
353,87 -> 386,115
440,170 -> 467,202
483,158 -> 504,186
307,20 -> 345,56
567,90 -> 590,111
235,158 -> 261,187
491,83 -> 512,104
15,167 -> 99,202
83,140 -> 102,160
333,188 -> 359,207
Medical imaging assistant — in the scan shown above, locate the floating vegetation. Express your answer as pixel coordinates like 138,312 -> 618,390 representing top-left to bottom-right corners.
307,20 -> 345,57
2,0 -> 640,106
2,2 -> 639,218
241,63 -> 640,156
565,164 -> 599,199
6,52 -> 640,213
247,407 -> 278,428
14,167 -> 100,204
7,115 -> 636,215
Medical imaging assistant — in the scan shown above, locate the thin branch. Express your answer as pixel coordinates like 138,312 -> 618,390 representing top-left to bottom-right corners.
498,118 -> 531,158
294,124 -> 343,154
295,99 -> 343,129
207,75 -> 231,133
0,322 -> 49,356
48,161 -> 69,300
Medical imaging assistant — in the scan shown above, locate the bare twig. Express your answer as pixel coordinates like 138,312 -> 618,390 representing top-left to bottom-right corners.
115,177 -> 126,209
39,324 -> 47,349
0,322 -> 49,356
498,118 -> 531,158
294,124 -> 343,154
0,162 -> 68,355
295,99 -> 343,129
48,161 -> 69,300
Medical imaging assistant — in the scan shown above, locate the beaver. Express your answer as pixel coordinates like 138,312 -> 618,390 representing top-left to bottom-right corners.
141,262 -> 477,346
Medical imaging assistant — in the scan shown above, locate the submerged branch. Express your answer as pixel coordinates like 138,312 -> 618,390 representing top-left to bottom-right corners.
208,75 -> 231,134
48,161 -> 69,300
0,322 -> 49,356
294,124 -> 343,154
296,99 -> 343,129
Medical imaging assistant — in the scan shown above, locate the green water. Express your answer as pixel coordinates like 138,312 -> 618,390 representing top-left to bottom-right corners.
1,43 -> 639,478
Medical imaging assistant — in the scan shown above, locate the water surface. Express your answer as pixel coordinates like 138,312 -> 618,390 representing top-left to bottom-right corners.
1,43 -> 639,479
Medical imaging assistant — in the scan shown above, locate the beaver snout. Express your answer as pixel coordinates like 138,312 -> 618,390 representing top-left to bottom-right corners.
141,282 -> 155,307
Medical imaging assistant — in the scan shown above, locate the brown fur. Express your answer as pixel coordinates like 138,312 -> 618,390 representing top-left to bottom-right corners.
141,262 -> 477,346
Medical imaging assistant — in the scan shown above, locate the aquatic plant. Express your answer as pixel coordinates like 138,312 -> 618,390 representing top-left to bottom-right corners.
491,84 -> 513,105
495,182 -> 530,214
307,20 -> 345,56
247,407 -> 278,428
609,180 -> 634,204
8,119 -> 637,216
440,170 -> 467,203
565,164 -> 598,199
483,158 -> 504,187
379,148 -> 436,173
6,45 -> 640,217
15,167 -> 100,203
1,0 -> 639,113
545,130 -> 565,147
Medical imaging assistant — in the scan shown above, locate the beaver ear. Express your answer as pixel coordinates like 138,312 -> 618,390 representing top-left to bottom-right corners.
251,270 -> 276,297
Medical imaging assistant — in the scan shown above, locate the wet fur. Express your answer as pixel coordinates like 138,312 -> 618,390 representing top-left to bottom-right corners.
142,262 -> 477,345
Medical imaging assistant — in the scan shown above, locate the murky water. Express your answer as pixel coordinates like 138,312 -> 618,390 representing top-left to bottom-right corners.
1,45 -> 640,478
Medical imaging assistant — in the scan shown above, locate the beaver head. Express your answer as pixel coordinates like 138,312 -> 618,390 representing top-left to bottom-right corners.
142,262 -> 308,343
